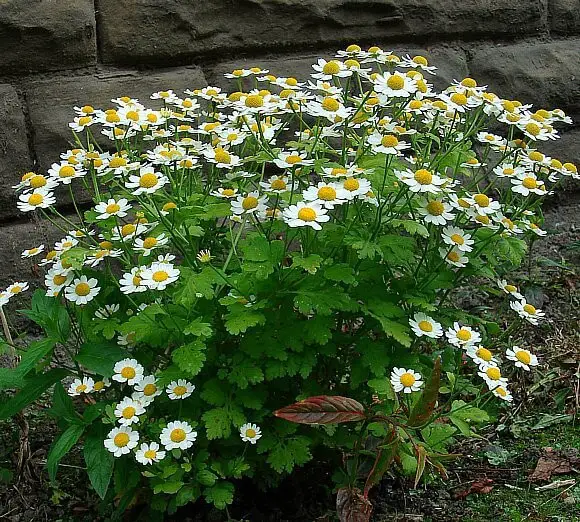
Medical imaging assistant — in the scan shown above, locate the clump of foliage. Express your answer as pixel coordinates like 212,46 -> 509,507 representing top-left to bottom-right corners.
0,44 -> 576,518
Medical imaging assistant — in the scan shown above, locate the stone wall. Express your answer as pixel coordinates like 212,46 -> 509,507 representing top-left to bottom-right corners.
0,0 -> 579,288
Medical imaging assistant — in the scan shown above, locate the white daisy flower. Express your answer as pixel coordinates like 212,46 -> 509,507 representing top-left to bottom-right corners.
396,168 -> 445,194
440,247 -> 468,268
94,198 -> 132,220
478,366 -> 508,390
203,146 -> 242,169
239,423 -> 262,444
466,346 -> 498,370
283,201 -> 330,231
104,426 -> 139,457
446,322 -> 481,347
497,280 -> 523,300
6,282 -> 29,296
418,199 -> 455,226
64,276 -> 100,305
367,133 -> 410,155
134,234 -> 169,256
119,267 -> 148,294
230,192 -> 268,216
21,244 -> 45,258
135,442 -> 166,465
112,358 -> 144,386
273,151 -> 314,170
302,181 -> 349,209
409,313 -> 443,338
94,303 -> 120,319
47,162 -> 85,185
469,193 -> 501,215
125,166 -> 168,195
160,421 -> 197,451
44,267 -> 73,294
493,164 -> 526,179
341,177 -> 371,200
139,262 -> 180,290
54,236 -> 78,252
311,59 -> 351,80
390,367 -> 423,393
133,376 -> 162,404
476,132 -> 506,148
115,397 -> 146,426
441,227 -> 474,252
117,332 -> 137,347
211,187 -> 239,199
67,377 -> 95,396
17,189 -> 56,212
92,378 -> 109,393
510,173 -> 548,196
506,346 -> 539,371
166,379 -> 195,400
510,299 -> 545,325
492,385 -> 513,402
374,72 -> 417,98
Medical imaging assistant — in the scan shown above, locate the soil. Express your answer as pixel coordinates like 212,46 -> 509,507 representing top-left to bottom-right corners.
1,190 -> 579,522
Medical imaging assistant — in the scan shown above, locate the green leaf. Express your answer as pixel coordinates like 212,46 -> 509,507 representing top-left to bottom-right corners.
172,341 -> 207,376
84,423 -> 114,499
16,338 -> 57,376
154,481 -> 184,494
421,424 -> 457,452
204,481 -> 234,510
47,424 -> 85,482
408,357 -> 441,427
227,358 -> 264,389
75,342 -> 126,378
294,286 -> 356,316
224,310 -> 266,335
450,400 -> 490,424
184,318 -> 213,338
202,408 -> 233,439
0,368 -> 68,420
378,234 -> 416,265
291,254 -> 323,274
0,368 -> 25,391
323,264 -> 357,284
391,219 -> 430,238
20,290 -> 70,342
265,436 -> 312,473
176,267 -> 218,306
49,382 -> 81,424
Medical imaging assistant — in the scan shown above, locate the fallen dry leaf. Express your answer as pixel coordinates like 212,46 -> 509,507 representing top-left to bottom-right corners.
453,478 -> 494,499
535,479 -> 576,491
529,447 -> 580,482
336,487 -> 373,522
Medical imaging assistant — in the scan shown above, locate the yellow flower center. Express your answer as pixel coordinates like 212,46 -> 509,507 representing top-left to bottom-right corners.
473,194 -> 490,207
528,151 -> 544,162
343,178 -> 360,191
414,169 -> 433,185
106,112 -> 121,123
245,94 -> 264,108
322,61 -> 341,75
143,383 -> 157,396
522,177 -> 537,189
400,373 -> 416,387
93,381 -> 105,391
298,208 -> 317,222
450,233 -> 464,245
461,78 -> 477,88
496,387 -> 507,397
450,93 -> 467,106
331,168 -> 347,176
106,203 -> 121,214
114,433 -> 130,447
210,147 -> 230,164
78,116 -> 92,126
447,251 -> 460,262
81,105 -> 94,114
163,202 -> 177,212
456,329 -> 472,341
59,165 -> 76,178
426,201 -> 444,215
505,284 -> 517,292
121,367 -> 136,379
270,179 -> 287,191
245,428 -> 257,438
152,270 -> 169,282
122,406 -> 136,419
76,384 -> 87,393
121,223 -> 136,236
143,237 -> 158,249
503,168 -> 515,176
381,135 -> 399,147
10,285 -> 22,294
29,175 -> 47,188
242,196 -> 259,210
109,157 -> 127,168
418,320 -> 433,332
523,304 -> 536,315
563,162 -> 577,173
525,122 -> 541,136
139,173 -> 158,188
27,193 -> 44,206
476,215 -> 490,225
476,347 -> 492,361
173,385 -> 188,396
550,159 -> 562,169
318,186 -> 337,201
144,449 -> 157,459
321,97 -> 340,112
386,74 -> 405,90
486,367 -> 501,380
221,188 -> 235,197
285,154 -> 302,165
75,282 -> 91,296
409,100 -> 423,109
170,428 -> 186,443
515,350 -> 531,364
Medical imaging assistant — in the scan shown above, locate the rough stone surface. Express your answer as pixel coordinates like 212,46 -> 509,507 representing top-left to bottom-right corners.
25,67 -> 207,172
549,0 -> 580,35
469,40 -> 580,117
0,84 -> 34,222
541,128 -> 580,166
0,0 -> 97,75
97,0 -> 547,64
208,45 -> 468,91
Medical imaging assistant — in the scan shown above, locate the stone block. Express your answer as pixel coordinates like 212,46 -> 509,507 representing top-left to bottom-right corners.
549,0 -> 580,35
0,84 -> 33,221
469,40 -> 580,116
25,67 -> 207,172
0,0 -> 96,75
97,0 -> 547,64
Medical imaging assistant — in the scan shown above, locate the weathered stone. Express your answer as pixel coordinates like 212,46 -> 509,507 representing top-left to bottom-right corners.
25,67 -> 207,172
549,0 -> 580,35
0,0 -> 96,75
97,0 -> 547,64
469,40 -> 580,116
541,128 -> 580,168
208,46 -> 468,92
0,217 -> 63,292
0,84 -> 33,221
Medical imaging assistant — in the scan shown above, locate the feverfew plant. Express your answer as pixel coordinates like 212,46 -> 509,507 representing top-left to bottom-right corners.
0,44 -> 576,517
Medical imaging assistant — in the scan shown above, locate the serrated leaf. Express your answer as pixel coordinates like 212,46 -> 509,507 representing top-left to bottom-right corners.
323,264 -> 357,284
75,342 -> 126,378
275,395 -> 365,424
204,481 -> 234,510
224,311 -> 266,335
172,341 -> 206,376
292,254 -> 323,274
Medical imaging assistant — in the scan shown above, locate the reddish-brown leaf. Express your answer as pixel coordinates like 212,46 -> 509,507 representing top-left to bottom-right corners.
408,357 -> 441,427
363,428 -> 399,497
529,447 -> 580,482
274,396 -> 366,424
453,478 -> 494,500
336,487 -> 373,522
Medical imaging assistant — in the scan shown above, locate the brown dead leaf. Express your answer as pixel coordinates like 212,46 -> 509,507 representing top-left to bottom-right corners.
336,487 -> 373,522
529,447 -> 580,482
453,478 -> 494,499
